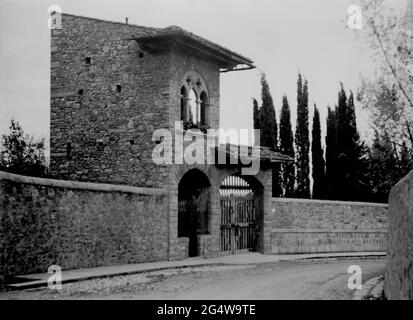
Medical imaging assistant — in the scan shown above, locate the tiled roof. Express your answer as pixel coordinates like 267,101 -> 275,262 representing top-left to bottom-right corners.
133,25 -> 254,67
215,144 -> 294,165
62,14 -> 255,70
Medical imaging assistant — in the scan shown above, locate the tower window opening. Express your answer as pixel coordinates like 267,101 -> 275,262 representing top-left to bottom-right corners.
66,143 -> 72,157
188,89 -> 198,124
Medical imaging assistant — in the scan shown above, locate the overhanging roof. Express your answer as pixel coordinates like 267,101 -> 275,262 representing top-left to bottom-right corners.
214,144 -> 294,167
132,26 -> 255,72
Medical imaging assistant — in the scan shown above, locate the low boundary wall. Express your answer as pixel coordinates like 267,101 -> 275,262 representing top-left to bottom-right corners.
0,171 -> 169,288
271,198 -> 388,254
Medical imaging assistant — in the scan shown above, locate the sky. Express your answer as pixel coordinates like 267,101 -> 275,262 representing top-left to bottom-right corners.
0,0 -> 410,148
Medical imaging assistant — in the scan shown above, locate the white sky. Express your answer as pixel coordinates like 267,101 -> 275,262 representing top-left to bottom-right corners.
0,0 -> 409,146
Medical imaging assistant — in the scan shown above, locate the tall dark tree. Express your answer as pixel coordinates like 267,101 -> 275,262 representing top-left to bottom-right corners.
325,106 -> 338,199
258,73 -> 278,151
399,141 -> 413,178
253,98 -> 260,145
335,85 -> 361,200
294,74 -> 310,198
368,131 -> 399,203
311,104 -> 325,199
279,95 -> 295,197
253,73 -> 282,196
253,98 -> 260,131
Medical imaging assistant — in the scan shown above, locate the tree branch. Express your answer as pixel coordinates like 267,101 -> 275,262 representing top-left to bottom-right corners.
370,22 -> 413,109
406,121 -> 413,146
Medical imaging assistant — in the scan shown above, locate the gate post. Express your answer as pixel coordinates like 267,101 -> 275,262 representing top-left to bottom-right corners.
258,169 -> 273,255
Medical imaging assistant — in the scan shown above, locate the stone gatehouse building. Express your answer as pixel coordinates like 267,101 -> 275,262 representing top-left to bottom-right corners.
42,13 -> 388,266
49,13 -> 293,259
0,13 -> 389,288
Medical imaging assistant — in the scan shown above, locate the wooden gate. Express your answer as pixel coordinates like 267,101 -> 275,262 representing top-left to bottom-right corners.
219,176 -> 256,254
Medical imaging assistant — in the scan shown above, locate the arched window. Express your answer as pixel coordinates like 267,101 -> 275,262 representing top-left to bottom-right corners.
179,71 -> 209,130
180,86 -> 187,122
200,91 -> 208,124
188,89 -> 198,123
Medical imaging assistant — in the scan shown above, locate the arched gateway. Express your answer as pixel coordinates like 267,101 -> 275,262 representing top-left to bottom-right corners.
219,175 -> 263,254
178,169 -> 211,257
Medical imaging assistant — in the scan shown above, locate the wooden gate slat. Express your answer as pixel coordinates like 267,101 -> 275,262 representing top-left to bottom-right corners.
220,177 -> 255,253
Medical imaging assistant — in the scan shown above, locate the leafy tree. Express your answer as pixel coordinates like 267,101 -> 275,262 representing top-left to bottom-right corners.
368,131 -> 400,203
353,1 -> 413,200
358,75 -> 412,152
295,74 -> 310,198
311,104 -> 325,199
279,95 -> 295,196
359,0 -> 413,112
0,119 -> 47,177
357,0 -> 413,178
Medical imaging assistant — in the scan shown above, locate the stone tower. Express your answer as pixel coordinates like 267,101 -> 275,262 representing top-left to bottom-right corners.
50,13 -> 255,188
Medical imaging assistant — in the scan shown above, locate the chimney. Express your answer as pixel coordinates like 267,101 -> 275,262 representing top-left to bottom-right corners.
125,17 -> 128,24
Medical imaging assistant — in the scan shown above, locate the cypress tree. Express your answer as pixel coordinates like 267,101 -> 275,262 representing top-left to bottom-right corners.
336,85 -> 361,200
253,98 -> 260,145
253,98 -> 260,130
336,83 -> 348,158
325,106 -> 338,199
347,91 -> 359,154
311,104 -> 326,199
254,73 -> 282,196
279,95 -> 295,197
295,74 -> 310,198
259,73 -> 278,151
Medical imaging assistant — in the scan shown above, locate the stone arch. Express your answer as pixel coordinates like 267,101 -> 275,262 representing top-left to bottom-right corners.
218,173 -> 264,253
177,168 -> 212,257
173,164 -> 212,187
181,70 -> 209,97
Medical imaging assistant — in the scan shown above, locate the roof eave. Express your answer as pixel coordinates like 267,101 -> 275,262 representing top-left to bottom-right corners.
133,33 -> 255,71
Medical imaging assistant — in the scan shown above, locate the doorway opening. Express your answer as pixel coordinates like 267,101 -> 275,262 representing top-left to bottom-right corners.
178,169 -> 211,257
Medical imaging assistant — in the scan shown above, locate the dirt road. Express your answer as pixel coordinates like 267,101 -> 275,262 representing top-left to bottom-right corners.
0,258 -> 385,300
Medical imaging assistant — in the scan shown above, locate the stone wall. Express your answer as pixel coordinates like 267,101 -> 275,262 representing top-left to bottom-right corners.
271,198 -> 388,254
0,171 -> 169,288
385,170 -> 413,300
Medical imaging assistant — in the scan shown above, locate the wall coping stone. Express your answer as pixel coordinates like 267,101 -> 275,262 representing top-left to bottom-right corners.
272,228 -> 387,233
175,128 -> 219,139
0,171 -> 167,196
272,197 -> 388,208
